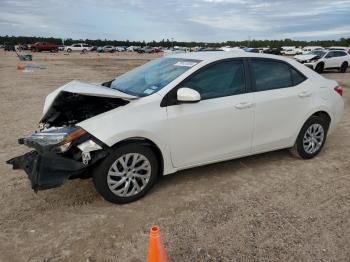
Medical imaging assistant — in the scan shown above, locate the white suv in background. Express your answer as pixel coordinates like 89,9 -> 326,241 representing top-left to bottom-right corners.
295,49 -> 350,73
65,43 -> 93,53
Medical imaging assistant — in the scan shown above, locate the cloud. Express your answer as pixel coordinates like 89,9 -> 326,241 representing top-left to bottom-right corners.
0,0 -> 349,41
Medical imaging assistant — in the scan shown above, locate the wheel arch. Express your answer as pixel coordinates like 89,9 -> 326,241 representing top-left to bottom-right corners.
309,111 -> 331,127
294,109 -> 332,145
110,137 -> 164,178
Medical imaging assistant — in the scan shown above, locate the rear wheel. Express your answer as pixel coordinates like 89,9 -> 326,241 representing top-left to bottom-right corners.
290,116 -> 329,159
67,48 -> 72,53
315,63 -> 324,73
93,143 -> 159,204
340,62 -> 348,73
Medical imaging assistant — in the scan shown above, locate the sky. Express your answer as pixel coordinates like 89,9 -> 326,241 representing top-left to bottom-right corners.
1,0 -> 350,42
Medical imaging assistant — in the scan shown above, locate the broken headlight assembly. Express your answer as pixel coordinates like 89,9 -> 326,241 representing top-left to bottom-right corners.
20,127 -> 87,153
306,57 -> 320,63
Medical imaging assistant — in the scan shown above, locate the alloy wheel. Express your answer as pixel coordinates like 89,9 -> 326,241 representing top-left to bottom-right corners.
107,153 -> 151,197
302,123 -> 324,154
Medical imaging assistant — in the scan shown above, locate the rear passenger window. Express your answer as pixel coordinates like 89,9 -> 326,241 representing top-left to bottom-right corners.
251,59 -> 292,91
291,67 -> 306,85
335,51 -> 346,57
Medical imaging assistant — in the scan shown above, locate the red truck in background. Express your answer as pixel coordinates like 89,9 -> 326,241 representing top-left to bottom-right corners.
31,42 -> 59,52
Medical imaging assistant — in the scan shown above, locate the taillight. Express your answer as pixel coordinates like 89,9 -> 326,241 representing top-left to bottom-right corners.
334,86 -> 343,96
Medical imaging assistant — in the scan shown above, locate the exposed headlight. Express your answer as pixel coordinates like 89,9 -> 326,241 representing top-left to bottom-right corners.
22,127 -> 87,153
306,58 -> 319,63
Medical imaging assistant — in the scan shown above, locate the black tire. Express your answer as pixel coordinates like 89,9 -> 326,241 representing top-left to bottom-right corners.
315,63 -> 324,73
340,62 -> 348,73
67,48 -> 72,53
290,116 -> 329,159
93,143 -> 159,204
82,49 -> 87,54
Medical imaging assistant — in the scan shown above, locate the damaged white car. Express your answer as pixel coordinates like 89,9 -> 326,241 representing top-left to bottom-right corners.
7,52 -> 344,204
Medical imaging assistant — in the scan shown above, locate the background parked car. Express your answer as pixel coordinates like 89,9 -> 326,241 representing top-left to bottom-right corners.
281,46 -> 303,55
65,43 -> 93,53
126,46 -> 140,52
137,46 -> 155,53
58,45 -> 65,51
301,46 -> 323,54
263,47 -> 282,55
243,48 -> 260,53
98,46 -> 116,53
115,46 -> 126,52
4,43 -> 15,51
295,49 -> 350,73
31,42 -> 59,52
89,46 -> 99,52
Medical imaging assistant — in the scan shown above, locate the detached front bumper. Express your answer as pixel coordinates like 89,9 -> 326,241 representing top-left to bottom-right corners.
7,151 -> 87,191
303,63 -> 315,70
7,133 -> 108,191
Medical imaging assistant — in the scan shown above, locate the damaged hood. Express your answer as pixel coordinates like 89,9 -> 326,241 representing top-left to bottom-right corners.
41,80 -> 137,120
294,54 -> 318,61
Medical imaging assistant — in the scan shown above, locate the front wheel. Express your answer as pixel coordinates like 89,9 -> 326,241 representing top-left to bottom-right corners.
93,143 -> 159,204
315,63 -> 324,73
340,62 -> 348,73
290,116 -> 329,159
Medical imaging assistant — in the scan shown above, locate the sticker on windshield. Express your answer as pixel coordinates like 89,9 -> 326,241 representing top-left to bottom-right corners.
143,89 -> 154,95
174,61 -> 198,67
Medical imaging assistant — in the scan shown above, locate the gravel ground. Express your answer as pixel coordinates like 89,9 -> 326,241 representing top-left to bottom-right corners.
0,51 -> 349,262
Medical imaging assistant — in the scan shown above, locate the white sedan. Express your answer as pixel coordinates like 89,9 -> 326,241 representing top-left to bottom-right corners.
64,43 -> 93,53
8,52 -> 344,204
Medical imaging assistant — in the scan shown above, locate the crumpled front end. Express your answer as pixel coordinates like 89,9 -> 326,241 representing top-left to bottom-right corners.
6,80 -> 135,191
7,127 -> 109,191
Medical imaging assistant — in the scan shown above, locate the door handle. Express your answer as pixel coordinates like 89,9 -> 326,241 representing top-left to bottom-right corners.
234,102 -> 254,109
298,91 -> 312,98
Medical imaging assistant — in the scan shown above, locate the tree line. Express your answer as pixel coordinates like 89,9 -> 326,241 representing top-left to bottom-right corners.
1,35 -> 349,48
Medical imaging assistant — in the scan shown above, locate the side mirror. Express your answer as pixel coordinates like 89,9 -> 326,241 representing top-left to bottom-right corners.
177,87 -> 201,103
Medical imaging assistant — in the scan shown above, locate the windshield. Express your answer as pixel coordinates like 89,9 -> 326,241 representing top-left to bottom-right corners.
110,57 -> 201,97
307,50 -> 326,57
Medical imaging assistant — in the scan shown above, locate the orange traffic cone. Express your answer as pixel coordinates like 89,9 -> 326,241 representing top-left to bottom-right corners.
147,226 -> 168,262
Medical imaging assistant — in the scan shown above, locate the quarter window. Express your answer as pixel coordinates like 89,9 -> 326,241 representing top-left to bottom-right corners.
180,60 -> 245,100
291,67 -> 306,85
335,51 -> 346,57
251,59 -> 292,91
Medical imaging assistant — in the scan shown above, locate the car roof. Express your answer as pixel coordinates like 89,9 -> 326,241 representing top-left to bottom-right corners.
168,51 -> 291,62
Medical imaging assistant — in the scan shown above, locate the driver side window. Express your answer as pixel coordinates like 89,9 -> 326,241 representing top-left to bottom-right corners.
325,51 -> 335,58
180,60 -> 245,100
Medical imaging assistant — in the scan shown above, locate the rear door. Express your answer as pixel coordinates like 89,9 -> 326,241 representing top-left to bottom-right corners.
166,59 -> 254,168
324,51 -> 339,68
249,58 -> 309,153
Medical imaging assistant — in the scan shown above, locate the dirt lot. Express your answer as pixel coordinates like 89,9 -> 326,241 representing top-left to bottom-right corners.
0,51 -> 349,262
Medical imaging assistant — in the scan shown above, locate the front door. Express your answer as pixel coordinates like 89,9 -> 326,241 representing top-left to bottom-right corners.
166,59 -> 254,168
